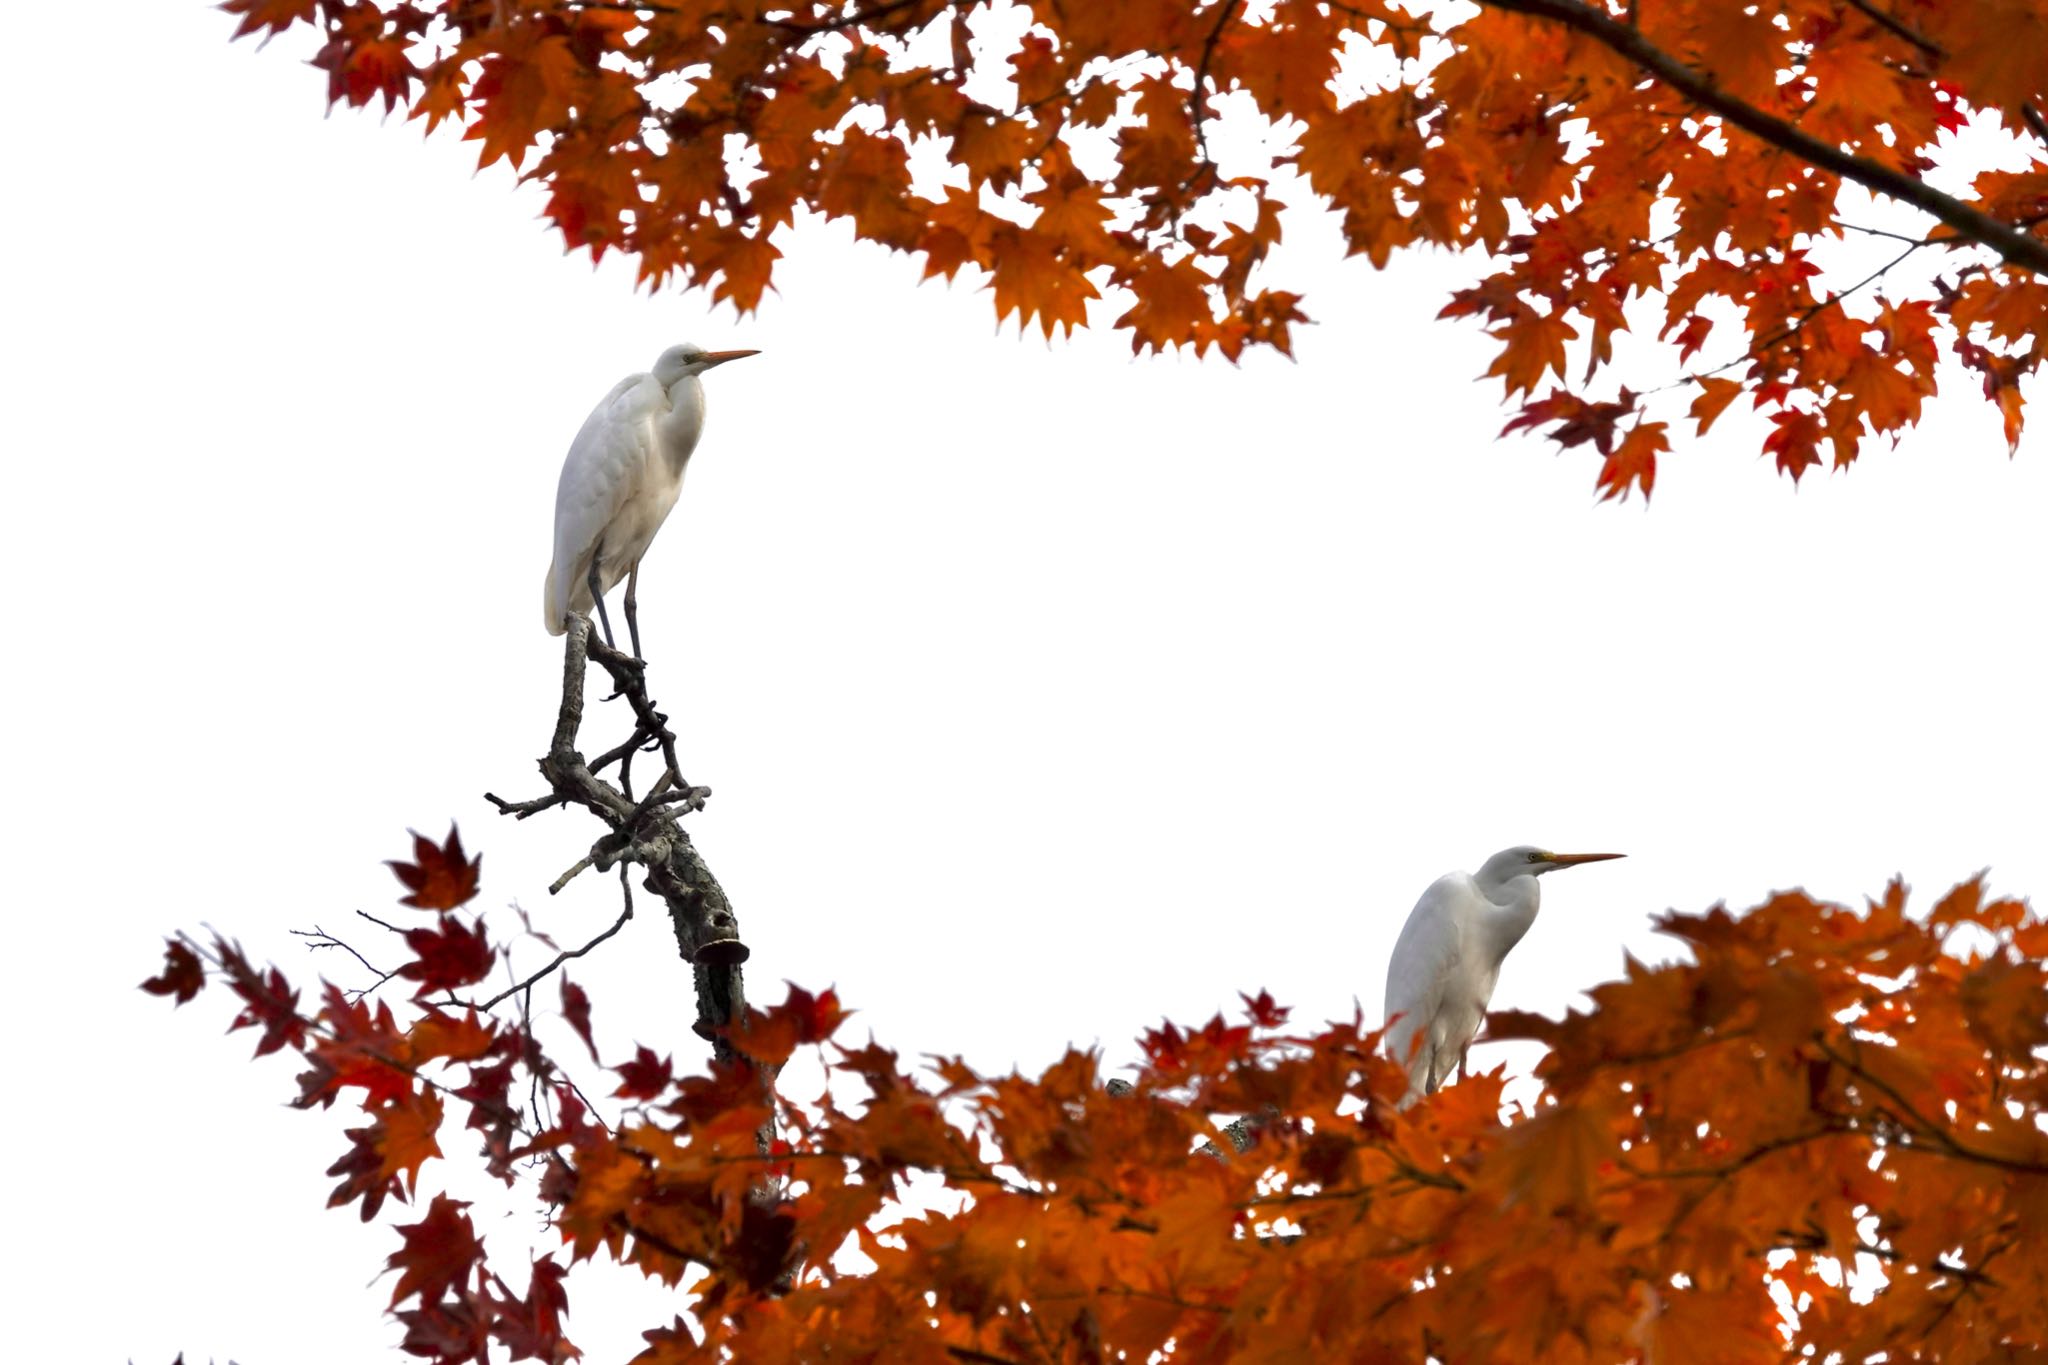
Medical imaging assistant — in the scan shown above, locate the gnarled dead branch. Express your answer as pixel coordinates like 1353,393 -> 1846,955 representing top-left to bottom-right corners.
486,614 -> 749,1062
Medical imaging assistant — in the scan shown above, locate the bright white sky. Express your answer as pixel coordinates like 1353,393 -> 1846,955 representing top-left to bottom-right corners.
8,2 -> 2044,1360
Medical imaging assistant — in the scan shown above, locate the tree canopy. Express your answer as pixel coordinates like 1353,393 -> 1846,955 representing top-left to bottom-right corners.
223,0 -> 2047,495
148,827 -> 2048,1362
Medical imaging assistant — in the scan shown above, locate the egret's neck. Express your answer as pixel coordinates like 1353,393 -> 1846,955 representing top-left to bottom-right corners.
657,374 -> 707,474
1475,872 -> 1541,962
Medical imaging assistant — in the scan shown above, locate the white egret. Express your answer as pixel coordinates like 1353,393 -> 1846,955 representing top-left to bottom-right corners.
1383,846 -> 1623,1104
544,343 -> 759,656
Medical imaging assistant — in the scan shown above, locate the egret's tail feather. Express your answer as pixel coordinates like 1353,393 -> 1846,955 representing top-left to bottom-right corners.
544,563 -> 567,635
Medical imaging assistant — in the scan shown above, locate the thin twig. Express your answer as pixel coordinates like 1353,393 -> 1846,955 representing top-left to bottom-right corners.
1653,236 -> 1929,394
292,925 -> 404,999
291,925 -> 385,978
472,868 -> 638,1011
1838,220 -> 1943,247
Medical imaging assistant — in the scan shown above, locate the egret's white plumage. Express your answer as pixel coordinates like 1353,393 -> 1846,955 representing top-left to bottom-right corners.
544,343 -> 758,647
1383,846 -> 1622,1105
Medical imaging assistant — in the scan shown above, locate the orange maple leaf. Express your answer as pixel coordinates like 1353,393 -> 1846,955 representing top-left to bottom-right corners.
1488,307 -> 1578,397
377,1088 -> 446,1194
1688,376 -> 1744,435
1598,421 -> 1668,502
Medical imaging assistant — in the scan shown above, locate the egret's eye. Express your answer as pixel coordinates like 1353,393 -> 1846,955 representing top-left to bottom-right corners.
1526,851 -> 1543,863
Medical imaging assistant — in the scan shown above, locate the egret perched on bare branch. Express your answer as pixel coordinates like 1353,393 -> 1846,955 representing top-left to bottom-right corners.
1384,846 -> 1623,1104
544,343 -> 759,657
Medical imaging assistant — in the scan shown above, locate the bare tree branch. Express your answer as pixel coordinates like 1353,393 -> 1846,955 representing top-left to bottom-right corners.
491,613 -> 751,1062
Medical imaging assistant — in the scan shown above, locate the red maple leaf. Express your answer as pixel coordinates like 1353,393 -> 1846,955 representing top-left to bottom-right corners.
1141,1020 -> 1211,1077
140,939 -> 205,1004
387,1194 -> 485,1307
1240,989 -> 1290,1029
399,916 -> 497,997
327,1123 -> 401,1221
489,1257 -> 578,1362
299,984 -> 413,1108
785,983 -> 847,1044
561,978 -> 598,1062
613,1045 -> 674,1102
219,942 -> 308,1058
455,1048 -> 523,1181
1764,408 -> 1826,482
388,826 -> 483,911
397,1297 -> 493,1365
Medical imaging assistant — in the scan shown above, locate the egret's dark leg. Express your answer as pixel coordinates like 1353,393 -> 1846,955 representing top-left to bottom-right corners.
623,560 -> 644,662
586,542 -> 617,650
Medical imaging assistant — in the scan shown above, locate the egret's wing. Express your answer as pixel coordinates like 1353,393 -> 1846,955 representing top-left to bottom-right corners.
1383,875 -> 1473,1096
544,374 -> 661,634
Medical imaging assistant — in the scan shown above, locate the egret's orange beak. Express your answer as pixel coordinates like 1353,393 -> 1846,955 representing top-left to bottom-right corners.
700,349 -> 761,368
1549,852 -> 1625,867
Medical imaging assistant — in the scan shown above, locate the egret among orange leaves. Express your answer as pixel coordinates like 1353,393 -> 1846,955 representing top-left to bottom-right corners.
545,343 -> 759,657
1384,846 -> 1624,1104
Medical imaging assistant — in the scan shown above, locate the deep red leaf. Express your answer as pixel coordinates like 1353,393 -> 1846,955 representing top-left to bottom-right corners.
561,978 -> 598,1062
613,1045 -> 674,1102
1240,989 -> 1290,1029
399,916 -> 498,997
387,1194 -> 485,1307
490,1257 -> 578,1362
388,825 -> 483,911
141,939 -> 205,1004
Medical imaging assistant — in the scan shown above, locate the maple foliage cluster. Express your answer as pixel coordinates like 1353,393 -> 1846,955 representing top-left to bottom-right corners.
218,0 -> 2047,495
148,829 -> 2048,1362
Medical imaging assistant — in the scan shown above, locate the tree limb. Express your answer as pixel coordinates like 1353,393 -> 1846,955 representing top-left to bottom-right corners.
491,614 -> 751,1062
1817,1038 -> 2048,1175
1476,0 -> 2048,275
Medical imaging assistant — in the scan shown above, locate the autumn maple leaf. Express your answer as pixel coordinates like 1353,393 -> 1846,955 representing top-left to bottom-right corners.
1688,377 -> 1744,436
398,915 -> 496,997
388,825 -> 482,911
1763,409 -> 1826,482
560,977 -> 597,1062
488,1257 -> 578,1363
387,1195 -> 484,1307
1598,421 -> 1668,502
140,938 -> 205,1004
1487,307 -> 1579,397
613,1045 -> 674,1102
